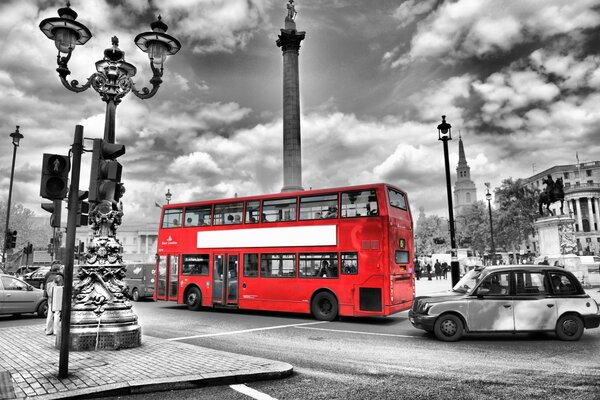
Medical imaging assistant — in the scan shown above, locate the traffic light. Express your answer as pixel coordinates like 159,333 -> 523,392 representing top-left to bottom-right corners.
41,200 -> 62,228
40,153 -> 70,200
75,190 -> 89,227
7,231 -> 17,249
89,139 -> 126,206
23,243 -> 33,255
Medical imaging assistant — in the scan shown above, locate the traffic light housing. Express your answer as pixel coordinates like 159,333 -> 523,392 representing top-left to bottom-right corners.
76,190 -> 90,227
7,231 -> 17,249
40,153 -> 70,200
89,139 -> 126,205
41,200 -> 62,228
23,243 -> 33,255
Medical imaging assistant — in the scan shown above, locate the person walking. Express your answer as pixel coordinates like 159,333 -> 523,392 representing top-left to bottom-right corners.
441,261 -> 449,279
426,262 -> 432,281
45,274 -> 64,335
414,259 -> 421,280
434,259 -> 441,280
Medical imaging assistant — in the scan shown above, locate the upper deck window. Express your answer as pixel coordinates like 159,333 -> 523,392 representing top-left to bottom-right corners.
245,201 -> 260,224
184,205 -> 212,227
387,188 -> 407,210
299,194 -> 338,220
162,208 -> 183,228
341,190 -> 378,218
262,198 -> 297,222
213,202 -> 243,225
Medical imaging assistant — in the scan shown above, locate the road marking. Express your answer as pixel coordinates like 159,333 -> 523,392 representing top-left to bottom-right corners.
230,384 -> 278,400
167,321 -> 327,341
294,326 -> 424,339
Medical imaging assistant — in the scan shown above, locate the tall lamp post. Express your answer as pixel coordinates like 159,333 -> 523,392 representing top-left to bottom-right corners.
437,116 -> 460,286
485,182 -> 496,265
2,126 -> 23,266
39,1 -> 181,368
165,189 -> 172,205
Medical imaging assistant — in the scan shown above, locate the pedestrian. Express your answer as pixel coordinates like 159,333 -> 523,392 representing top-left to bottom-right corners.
441,262 -> 449,279
434,259 -> 441,280
414,259 -> 421,280
426,263 -> 432,280
43,262 -> 62,292
45,274 -> 64,335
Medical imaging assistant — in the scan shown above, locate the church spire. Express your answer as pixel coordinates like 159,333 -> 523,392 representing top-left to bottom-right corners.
458,131 -> 467,168
453,132 -> 477,215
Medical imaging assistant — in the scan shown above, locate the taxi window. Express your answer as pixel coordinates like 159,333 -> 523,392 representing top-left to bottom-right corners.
549,272 -> 577,295
515,271 -> 548,295
478,272 -> 510,295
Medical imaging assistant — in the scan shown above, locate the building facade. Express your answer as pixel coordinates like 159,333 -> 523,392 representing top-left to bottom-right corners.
523,161 -> 600,255
453,135 -> 478,215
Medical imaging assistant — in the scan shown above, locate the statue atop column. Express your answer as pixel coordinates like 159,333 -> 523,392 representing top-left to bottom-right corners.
286,0 -> 297,22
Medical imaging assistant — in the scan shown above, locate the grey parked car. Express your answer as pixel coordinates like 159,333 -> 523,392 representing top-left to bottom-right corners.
409,265 -> 600,341
0,274 -> 48,318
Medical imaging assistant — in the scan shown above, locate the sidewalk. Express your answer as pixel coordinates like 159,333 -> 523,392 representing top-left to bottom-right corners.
0,326 -> 292,399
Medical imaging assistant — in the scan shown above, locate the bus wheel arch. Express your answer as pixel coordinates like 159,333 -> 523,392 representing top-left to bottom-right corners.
185,285 -> 203,311
310,290 -> 339,321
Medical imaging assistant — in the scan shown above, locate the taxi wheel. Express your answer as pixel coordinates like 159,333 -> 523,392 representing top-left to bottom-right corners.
186,287 -> 203,311
555,314 -> 584,341
434,314 -> 464,342
37,300 -> 48,318
311,292 -> 338,321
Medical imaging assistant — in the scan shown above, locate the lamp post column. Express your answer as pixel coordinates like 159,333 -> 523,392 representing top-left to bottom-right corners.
485,184 -> 495,265
438,116 -> 459,286
3,127 -> 23,266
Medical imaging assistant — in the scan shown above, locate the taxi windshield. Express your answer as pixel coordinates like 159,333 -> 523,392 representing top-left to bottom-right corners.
452,267 -> 485,293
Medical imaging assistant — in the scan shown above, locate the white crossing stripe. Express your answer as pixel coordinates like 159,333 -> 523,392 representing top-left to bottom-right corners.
230,384 -> 278,400
294,325 -> 424,338
167,321 -> 327,341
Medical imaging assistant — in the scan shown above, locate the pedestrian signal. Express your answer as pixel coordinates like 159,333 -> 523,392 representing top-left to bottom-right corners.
40,153 -> 70,200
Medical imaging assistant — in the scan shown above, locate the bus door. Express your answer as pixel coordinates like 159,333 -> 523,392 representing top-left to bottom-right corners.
212,253 -> 239,306
155,255 -> 179,301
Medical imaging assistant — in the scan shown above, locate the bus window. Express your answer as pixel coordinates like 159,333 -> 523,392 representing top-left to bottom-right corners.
260,254 -> 296,277
341,253 -> 358,275
262,198 -> 297,222
184,205 -> 212,227
299,253 -> 338,278
299,194 -> 338,220
244,253 -> 259,277
182,254 -> 210,275
387,188 -> 407,210
213,202 -> 243,225
341,190 -> 378,218
245,201 -> 260,224
162,208 -> 183,228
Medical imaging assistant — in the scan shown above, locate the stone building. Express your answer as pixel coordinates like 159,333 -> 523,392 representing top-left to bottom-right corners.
453,134 -> 478,215
523,161 -> 600,255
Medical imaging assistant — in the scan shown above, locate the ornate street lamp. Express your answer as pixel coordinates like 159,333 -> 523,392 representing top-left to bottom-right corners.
437,115 -> 460,286
2,126 -> 23,266
485,182 -> 496,265
39,2 -> 182,366
40,2 -> 181,143
165,189 -> 172,205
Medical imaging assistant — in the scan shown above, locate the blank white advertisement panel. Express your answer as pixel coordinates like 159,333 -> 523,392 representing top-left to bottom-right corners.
197,225 -> 337,249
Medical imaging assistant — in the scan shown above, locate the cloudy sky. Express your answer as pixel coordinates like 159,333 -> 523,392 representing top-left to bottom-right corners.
1,0 -> 600,227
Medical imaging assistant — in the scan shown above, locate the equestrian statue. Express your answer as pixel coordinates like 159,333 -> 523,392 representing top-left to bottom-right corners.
539,174 -> 564,216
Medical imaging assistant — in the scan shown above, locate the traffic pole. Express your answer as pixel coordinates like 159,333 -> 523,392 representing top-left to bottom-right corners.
58,125 -> 83,379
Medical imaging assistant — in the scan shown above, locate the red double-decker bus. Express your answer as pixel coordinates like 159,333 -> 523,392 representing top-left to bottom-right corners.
155,183 -> 414,320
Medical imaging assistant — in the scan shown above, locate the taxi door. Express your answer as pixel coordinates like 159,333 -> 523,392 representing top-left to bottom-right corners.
467,271 -> 514,332
513,270 -> 556,331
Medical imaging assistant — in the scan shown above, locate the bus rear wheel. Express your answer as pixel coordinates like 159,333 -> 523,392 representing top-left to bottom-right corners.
311,292 -> 338,321
186,287 -> 203,311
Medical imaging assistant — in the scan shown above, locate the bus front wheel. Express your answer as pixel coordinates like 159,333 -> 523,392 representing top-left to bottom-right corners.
186,287 -> 203,311
311,292 -> 338,321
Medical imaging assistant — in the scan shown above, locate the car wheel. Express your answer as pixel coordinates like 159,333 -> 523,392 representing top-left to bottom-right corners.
555,314 -> 584,341
186,287 -> 202,311
37,300 -> 48,318
434,314 -> 464,342
131,288 -> 140,302
311,292 -> 338,321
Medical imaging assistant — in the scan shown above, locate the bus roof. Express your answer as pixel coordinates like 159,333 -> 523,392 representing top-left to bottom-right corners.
162,182 -> 406,209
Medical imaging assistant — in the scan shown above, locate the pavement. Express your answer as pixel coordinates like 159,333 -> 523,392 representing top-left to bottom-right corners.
1,277 -> 598,400
0,326 -> 292,399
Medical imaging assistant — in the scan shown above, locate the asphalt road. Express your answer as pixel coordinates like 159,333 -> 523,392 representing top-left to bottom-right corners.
3,279 -> 599,399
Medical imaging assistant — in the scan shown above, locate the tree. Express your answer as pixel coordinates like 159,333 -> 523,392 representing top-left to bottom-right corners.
494,178 -> 539,261
415,214 -> 449,256
0,201 -> 53,253
455,201 -> 491,257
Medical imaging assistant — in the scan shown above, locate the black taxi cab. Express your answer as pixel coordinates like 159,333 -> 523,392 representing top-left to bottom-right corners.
409,265 -> 600,341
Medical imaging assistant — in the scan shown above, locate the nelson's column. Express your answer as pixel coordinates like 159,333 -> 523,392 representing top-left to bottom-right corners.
277,0 -> 306,192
